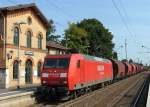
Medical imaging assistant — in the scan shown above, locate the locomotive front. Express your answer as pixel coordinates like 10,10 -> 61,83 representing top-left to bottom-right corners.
41,55 -> 70,87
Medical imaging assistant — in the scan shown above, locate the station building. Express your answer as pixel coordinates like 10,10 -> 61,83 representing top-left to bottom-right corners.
47,41 -> 66,55
0,3 -> 66,88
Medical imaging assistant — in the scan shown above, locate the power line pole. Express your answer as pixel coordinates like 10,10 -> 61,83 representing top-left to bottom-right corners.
125,39 -> 128,60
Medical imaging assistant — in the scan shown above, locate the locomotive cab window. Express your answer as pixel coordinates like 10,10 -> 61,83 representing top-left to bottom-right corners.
44,58 -> 70,69
77,60 -> 80,68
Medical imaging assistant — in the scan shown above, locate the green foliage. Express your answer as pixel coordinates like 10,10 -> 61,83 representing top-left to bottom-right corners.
77,18 -> 114,57
62,18 -> 114,57
129,59 -> 134,63
122,59 -> 128,62
63,23 -> 89,53
113,51 -> 118,60
46,20 -> 60,42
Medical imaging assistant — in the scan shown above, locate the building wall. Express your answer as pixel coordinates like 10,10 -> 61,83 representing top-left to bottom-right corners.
48,48 -> 65,55
6,9 -> 46,50
6,48 -> 45,87
5,9 -> 47,88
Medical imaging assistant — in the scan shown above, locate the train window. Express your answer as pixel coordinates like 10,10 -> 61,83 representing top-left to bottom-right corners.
77,60 -> 80,68
44,58 -> 70,68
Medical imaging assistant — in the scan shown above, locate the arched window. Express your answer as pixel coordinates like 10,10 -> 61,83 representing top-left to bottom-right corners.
37,62 -> 42,77
14,27 -> 19,46
13,60 -> 19,79
27,31 -> 32,48
38,34 -> 42,49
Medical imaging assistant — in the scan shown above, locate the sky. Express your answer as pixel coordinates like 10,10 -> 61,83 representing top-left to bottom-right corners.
0,0 -> 150,64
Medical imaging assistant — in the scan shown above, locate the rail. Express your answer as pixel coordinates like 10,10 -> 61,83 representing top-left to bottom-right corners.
132,79 -> 147,107
56,73 -> 143,107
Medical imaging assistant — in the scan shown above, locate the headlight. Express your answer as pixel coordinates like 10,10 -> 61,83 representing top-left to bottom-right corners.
42,81 -> 47,83
42,73 -> 49,77
60,73 -> 67,77
63,81 -> 67,84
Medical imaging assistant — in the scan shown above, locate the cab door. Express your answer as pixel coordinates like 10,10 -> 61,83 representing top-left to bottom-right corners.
79,60 -> 85,86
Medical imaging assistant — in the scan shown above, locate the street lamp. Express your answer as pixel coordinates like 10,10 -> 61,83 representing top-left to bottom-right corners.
142,45 -> 150,50
14,21 -> 26,89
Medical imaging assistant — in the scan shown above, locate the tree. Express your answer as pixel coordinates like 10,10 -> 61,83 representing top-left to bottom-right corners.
46,20 -> 60,43
113,51 -> 118,60
129,59 -> 134,63
77,18 -> 114,57
122,59 -> 128,62
63,23 -> 89,53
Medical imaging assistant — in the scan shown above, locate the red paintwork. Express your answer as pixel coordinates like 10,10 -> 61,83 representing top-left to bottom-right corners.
41,54 -> 71,87
110,60 -> 126,79
128,64 -> 133,75
123,62 -> 129,76
41,54 -> 144,92
41,54 -> 113,91
131,64 -> 136,74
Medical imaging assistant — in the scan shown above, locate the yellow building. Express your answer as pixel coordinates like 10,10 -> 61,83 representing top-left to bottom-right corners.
0,3 -> 50,88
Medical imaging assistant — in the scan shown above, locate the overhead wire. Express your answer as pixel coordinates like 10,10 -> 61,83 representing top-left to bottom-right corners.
118,0 -> 143,47
111,0 -> 142,61
40,0 -> 67,29
46,0 -> 76,21
7,0 -> 18,5
111,0 -> 136,41
6,0 -> 66,29
112,0 -> 150,63
118,0 -> 150,54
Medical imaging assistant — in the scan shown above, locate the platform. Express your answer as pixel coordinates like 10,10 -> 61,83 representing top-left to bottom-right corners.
146,82 -> 150,107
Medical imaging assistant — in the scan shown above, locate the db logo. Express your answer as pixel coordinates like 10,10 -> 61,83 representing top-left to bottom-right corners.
97,65 -> 104,75
97,65 -> 104,71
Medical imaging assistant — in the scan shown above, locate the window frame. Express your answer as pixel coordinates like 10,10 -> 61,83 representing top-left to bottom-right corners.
13,60 -> 19,79
26,31 -> 32,48
14,27 -> 19,46
38,33 -> 42,49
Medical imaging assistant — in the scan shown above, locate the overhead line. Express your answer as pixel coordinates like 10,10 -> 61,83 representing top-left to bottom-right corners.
7,0 -> 18,5
47,0 -> 76,21
111,0 -> 140,47
55,21 -> 66,28
119,0 -> 131,26
7,0 -> 66,29
119,0 -> 140,44
111,0 -> 132,36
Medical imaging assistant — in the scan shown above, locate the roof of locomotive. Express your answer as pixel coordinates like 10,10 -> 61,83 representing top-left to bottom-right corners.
45,54 -> 111,62
83,55 -> 111,62
45,54 -> 72,58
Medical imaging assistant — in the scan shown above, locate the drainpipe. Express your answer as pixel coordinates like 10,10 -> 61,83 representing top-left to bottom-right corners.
0,11 -> 6,62
0,10 -> 8,88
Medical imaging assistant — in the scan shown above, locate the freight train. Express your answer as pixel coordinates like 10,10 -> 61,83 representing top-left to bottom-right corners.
38,54 -> 144,99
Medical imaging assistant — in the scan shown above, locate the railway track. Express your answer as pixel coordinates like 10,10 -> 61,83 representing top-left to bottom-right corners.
94,72 -> 148,107
132,73 -> 150,107
29,71 -> 150,107
108,71 -> 150,107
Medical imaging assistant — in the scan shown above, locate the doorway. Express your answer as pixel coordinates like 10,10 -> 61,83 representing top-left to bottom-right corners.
25,59 -> 32,84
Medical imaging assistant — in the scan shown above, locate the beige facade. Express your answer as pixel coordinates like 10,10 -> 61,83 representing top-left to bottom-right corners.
0,4 -> 49,88
47,41 -> 66,55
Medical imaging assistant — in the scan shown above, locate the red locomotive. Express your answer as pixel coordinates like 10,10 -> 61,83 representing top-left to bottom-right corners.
39,54 -> 144,99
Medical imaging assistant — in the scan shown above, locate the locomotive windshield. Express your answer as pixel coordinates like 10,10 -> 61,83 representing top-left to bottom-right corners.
44,58 -> 70,69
